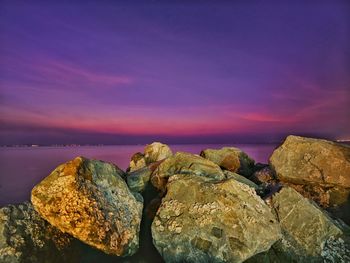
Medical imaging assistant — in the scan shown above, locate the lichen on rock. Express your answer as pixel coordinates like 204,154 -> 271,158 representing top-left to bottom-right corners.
0,202 -> 79,263
151,174 -> 281,262
31,156 -> 143,257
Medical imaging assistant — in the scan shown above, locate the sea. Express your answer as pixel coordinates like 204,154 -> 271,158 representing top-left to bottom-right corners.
0,144 -> 277,207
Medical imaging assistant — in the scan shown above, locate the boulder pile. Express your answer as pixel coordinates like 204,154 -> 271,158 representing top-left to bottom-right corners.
1,136 -> 349,262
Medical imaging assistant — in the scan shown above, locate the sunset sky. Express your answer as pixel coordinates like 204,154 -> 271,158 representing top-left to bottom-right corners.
0,1 -> 349,145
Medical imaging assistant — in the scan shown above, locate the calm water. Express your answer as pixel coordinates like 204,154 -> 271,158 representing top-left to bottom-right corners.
0,144 -> 277,206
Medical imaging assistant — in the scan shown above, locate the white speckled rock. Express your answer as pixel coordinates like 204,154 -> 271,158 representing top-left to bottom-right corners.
31,157 -> 143,256
152,174 -> 281,263
0,202 -> 79,263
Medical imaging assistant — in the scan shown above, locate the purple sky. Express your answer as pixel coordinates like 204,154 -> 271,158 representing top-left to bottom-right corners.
0,1 -> 349,145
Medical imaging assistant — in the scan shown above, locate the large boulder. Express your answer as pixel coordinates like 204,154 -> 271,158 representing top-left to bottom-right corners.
144,142 -> 173,164
200,147 -> 255,176
151,152 -> 225,191
151,174 -> 281,263
0,202 -> 79,263
31,157 -> 143,257
269,135 -> 350,210
268,187 -> 350,262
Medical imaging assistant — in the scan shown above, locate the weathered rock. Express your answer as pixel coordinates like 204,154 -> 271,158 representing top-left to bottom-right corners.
127,167 -> 153,193
152,174 -> 281,263
200,147 -> 255,176
250,166 -> 276,185
127,161 -> 164,193
129,152 -> 147,172
269,135 -> 350,209
223,170 -> 258,189
0,202 -> 79,263
151,152 -> 225,191
269,187 -> 349,262
31,156 -> 143,257
144,142 -> 173,164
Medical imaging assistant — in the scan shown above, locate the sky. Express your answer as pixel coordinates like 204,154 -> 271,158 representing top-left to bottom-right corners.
0,1 -> 349,145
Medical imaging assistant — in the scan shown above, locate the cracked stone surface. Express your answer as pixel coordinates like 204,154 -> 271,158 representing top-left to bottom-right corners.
0,202 -> 80,263
200,147 -> 255,176
151,174 -> 281,263
31,156 -> 143,256
269,135 -> 350,209
151,152 -> 225,192
269,187 -> 349,262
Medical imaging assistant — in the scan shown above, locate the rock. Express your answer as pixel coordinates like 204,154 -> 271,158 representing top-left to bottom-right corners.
269,135 -> 350,210
0,202 -> 79,263
127,167 -> 153,193
31,156 -> 143,257
223,170 -> 258,189
151,152 -> 225,192
144,142 -> 173,164
200,147 -> 255,176
129,152 -> 147,172
127,161 -> 163,193
269,186 -> 349,262
151,174 -> 281,263
250,166 -> 276,185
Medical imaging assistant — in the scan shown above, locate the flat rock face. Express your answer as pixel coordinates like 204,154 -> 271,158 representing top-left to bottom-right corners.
270,135 -> 350,188
200,147 -> 255,176
144,142 -> 173,164
31,157 -> 143,256
151,152 -> 225,191
152,174 -> 281,263
270,187 -> 348,262
0,202 -> 79,263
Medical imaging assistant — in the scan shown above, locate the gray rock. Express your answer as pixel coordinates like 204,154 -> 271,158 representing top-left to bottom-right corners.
0,202 -> 79,263
31,156 -> 143,256
152,174 -> 281,263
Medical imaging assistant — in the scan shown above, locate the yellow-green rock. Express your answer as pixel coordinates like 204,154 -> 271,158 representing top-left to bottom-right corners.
200,147 -> 255,176
152,174 -> 281,262
269,187 -> 349,262
151,152 -> 225,191
269,135 -> 350,208
31,157 -> 143,257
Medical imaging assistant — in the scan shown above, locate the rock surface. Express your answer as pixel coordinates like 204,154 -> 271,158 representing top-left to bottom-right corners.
151,152 -> 225,191
269,187 -> 349,262
129,152 -> 147,172
269,135 -> 350,208
200,147 -> 255,176
31,157 -> 143,256
250,166 -> 276,185
152,174 -> 281,263
223,170 -> 258,189
144,142 -> 173,164
0,202 -> 79,263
